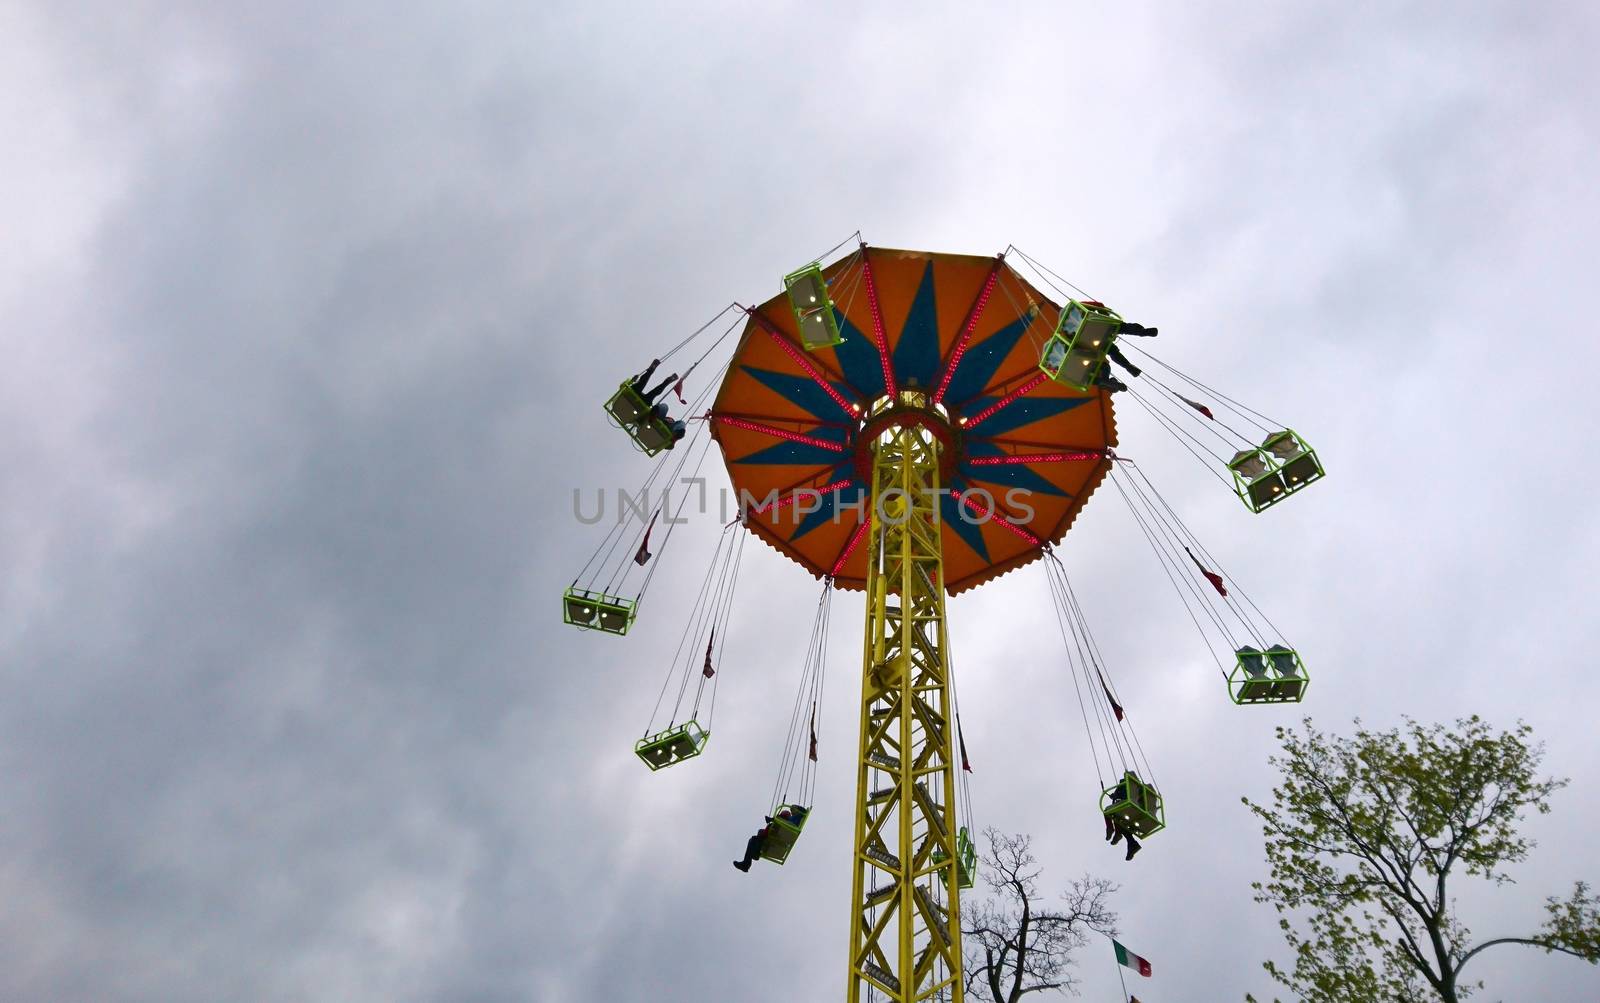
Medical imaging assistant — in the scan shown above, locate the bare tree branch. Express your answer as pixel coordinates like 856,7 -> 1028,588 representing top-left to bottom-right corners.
961,829 -> 1118,1003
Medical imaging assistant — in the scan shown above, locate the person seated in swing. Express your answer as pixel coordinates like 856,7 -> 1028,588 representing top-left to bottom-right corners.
1102,781 -> 1143,861
633,402 -> 684,452
1078,300 -> 1158,339
1102,779 -> 1127,839
631,359 -> 680,409
634,415 -> 672,452
1108,818 -> 1143,861
1091,337 -> 1147,394
1093,361 -> 1129,394
733,817 -> 773,873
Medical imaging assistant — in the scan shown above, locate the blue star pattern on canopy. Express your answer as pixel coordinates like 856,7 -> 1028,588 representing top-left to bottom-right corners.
710,246 -> 1117,595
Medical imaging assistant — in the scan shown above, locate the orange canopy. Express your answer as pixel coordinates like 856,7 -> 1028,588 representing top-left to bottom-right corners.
709,246 -> 1116,596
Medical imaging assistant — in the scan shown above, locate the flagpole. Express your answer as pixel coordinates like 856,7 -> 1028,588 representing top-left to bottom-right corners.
1107,931 -> 1130,1003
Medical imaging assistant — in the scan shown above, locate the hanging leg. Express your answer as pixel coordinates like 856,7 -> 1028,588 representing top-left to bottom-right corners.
632,358 -> 661,391
1106,343 -> 1141,377
644,373 -> 679,404
733,830 -> 763,872
1093,363 -> 1129,393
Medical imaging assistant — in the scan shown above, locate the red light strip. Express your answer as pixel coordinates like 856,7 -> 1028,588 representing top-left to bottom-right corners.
861,255 -> 898,398
961,372 -> 1048,430
750,311 -> 858,414
932,264 -> 1000,405
831,517 -> 871,576
968,451 -> 1102,466
714,414 -> 845,452
956,491 -> 1041,546
752,478 -> 858,515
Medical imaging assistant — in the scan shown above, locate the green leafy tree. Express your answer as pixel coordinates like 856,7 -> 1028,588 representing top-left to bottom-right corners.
1243,716 -> 1600,1002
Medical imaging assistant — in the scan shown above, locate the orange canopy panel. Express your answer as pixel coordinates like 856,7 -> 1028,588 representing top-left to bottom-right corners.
710,246 -> 1117,596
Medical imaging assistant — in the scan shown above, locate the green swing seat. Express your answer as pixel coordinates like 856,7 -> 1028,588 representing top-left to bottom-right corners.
604,380 -> 676,457
562,586 -> 637,636
783,263 -> 843,351
634,719 -> 709,771
1038,299 -> 1122,391
1227,429 -> 1325,513
957,825 -> 977,889
1101,770 -> 1165,838
760,804 -> 811,865
933,825 -> 979,889
1230,645 -> 1309,705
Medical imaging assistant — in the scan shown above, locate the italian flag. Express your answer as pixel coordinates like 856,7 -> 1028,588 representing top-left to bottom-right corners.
1113,939 -> 1152,977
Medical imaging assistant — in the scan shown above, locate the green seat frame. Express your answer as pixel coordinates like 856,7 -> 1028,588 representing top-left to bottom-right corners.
634,719 -> 710,771
930,824 -> 978,889
784,263 -> 842,351
956,825 -> 977,889
1038,299 -> 1122,391
1226,429 -> 1325,513
760,804 -> 810,865
562,586 -> 637,636
604,381 -> 676,457
1230,645 -> 1310,705
1101,770 -> 1165,838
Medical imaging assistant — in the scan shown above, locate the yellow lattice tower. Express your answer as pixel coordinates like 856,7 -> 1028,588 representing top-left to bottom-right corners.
848,419 -> 963,1002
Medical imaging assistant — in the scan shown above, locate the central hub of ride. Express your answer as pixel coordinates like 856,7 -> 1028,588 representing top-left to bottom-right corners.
853,388 -> 960,483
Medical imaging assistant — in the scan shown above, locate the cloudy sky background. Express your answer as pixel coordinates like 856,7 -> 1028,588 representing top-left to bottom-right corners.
3,1 -> 1598,1000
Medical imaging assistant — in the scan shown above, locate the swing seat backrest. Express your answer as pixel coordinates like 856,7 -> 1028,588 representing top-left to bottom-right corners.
1267,648 -> 1308,701
1230,430 -> 1322,512
607,382 -> 676,456
1073,314 -> 1118,355
1280,451 -> 1323,488
956,826 -> 977,889
634,719 -> 710,771
1103,772 -> 1165,838
760,805 -> 810,864
1038,334 -> 1106,390
1041,338 -> 1069,373
797,307 -> 839,350
597,611 -> 631,635
784,264 -> 842,351
1267,647 -> 1300,677
1246,472 -> 1288,510
565,588 -> 635,636
1039,300 -> 1119,390
785,268 -> 828,313
633,421 -> 671,451
607,384 -> 647,426
1232,646 -> 1275,703
564,596 -> 598,627
1229,449 -> 1270,481
1236,646 -> 1269,678
1262,431 -> 1303,462
1060,302 -> 1087,334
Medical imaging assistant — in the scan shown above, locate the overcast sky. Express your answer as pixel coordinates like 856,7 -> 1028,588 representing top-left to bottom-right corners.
3,2 -> 1599,1001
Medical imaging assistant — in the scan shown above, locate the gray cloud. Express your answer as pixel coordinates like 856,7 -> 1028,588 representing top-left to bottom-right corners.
1,1 -> 1597,1001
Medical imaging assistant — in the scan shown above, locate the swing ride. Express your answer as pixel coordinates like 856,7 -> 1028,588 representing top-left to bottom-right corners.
567,236 -> 1326,1002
